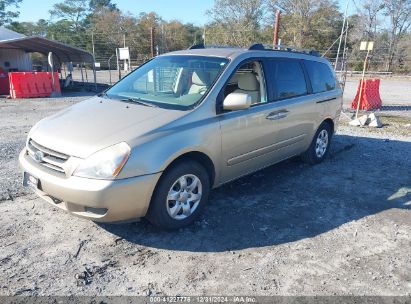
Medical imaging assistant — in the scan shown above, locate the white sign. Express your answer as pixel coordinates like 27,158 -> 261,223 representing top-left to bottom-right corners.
118,47 -> 130,60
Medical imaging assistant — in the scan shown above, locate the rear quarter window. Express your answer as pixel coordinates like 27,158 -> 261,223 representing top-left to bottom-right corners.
304,61 -> 336,93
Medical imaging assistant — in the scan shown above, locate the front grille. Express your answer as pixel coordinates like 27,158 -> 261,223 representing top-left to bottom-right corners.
27,139 -> 69,174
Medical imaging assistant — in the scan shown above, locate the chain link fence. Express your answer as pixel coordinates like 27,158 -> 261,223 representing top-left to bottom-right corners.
32,30 -> 410,94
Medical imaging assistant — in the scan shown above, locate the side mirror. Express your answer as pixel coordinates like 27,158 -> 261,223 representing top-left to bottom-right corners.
223,92 -> 252,111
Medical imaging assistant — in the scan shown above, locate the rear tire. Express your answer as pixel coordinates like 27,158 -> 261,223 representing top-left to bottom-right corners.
301,121 -> 332,164
146,160 -> 210,230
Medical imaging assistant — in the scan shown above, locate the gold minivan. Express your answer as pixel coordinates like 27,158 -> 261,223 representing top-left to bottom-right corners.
19,44 -> 342,229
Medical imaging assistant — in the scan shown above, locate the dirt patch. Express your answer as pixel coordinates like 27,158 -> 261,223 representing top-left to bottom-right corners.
0,94 -> 410,296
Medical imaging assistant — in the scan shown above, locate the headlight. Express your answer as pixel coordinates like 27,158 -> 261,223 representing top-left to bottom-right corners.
74,142 -> 131,179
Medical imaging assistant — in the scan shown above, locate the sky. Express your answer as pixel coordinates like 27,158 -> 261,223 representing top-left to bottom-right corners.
17,0 -> 353,25
17,0 -> 215,25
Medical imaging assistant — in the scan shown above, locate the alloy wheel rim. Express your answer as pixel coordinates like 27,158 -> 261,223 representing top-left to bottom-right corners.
166,174 -> 202,220
315,129 -> 329,158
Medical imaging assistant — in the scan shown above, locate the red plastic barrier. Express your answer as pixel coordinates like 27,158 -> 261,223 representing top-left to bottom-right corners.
9,72 -> 61,99
0,68 -> 9,95
351,79 -> 382,111
9,72 -> 32,98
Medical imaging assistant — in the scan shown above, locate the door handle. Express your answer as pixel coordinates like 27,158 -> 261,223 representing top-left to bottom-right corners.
266,110 -> 289,120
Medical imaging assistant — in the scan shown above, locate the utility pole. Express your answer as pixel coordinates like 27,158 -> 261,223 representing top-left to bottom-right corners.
273,10 -> 281,49
91,31 -> 95,58
161,23 -> 165,54
150,27 -> 155,58
116,48 -> 121,80
122,33 -> 128,71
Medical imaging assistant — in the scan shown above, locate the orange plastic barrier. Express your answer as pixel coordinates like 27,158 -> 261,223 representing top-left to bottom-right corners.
9,72 -> 61,99
351,79 -> 382,111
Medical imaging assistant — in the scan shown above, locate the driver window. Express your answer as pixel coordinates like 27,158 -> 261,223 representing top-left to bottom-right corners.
224,61 -> 266,105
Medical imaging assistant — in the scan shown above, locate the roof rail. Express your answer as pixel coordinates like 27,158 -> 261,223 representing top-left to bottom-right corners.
188,43 -> 320,57
248,43 -> 320,57
188,43 -> 242,50
189,43 -> 205,50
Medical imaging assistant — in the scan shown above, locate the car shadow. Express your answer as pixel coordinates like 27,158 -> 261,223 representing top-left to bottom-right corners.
98,134 -> 411,252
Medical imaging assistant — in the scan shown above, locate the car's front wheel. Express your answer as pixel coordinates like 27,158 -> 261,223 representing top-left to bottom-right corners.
146,160 -> 210,230
301,121 -> 332,164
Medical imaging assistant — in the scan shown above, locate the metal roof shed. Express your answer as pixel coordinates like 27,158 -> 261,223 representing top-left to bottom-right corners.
0,35 -> 96,90
0,28 -> 32,72
0,36 -> 94,63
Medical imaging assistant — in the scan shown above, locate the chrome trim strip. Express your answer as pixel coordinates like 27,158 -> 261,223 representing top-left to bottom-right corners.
227,134 -> 306,166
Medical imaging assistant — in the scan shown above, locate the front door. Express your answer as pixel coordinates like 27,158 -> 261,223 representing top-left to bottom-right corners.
219,60 -> 282,183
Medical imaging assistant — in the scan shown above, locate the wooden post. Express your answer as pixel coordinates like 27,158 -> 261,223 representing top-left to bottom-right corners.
355,49 -> 371,119
273,10 -> 281,49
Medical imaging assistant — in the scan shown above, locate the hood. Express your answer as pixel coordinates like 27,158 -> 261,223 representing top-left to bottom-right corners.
29,96 -> 187,158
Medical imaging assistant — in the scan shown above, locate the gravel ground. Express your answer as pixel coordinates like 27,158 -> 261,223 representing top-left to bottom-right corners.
0,89 -> 410,296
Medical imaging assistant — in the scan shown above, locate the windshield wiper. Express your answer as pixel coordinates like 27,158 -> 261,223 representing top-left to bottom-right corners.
121,97 -> 158,108
98,91 -> 109,98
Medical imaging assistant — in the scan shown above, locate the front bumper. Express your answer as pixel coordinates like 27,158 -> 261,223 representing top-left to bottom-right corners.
19,149 -> 162,222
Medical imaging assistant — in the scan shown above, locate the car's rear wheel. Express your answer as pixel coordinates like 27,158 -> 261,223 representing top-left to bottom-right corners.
301,121 -> 332,164
146,160 -> 210,230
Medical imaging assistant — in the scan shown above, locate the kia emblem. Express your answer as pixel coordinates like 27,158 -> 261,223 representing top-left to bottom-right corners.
34,151 -> 45,163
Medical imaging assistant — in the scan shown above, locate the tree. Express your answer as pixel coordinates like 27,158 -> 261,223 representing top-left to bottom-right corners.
383,0 -> 411,71
7,19 -> 49,36
347,1 -> 385,72
162,20 -> 197,52
0,0 -> 22,26
49,0 -> 90,32
269,0 -> 342,51
91,7 -> 137,47
89,0 -> 117,11
356,0 -> 385,40
206,0 -> 267,46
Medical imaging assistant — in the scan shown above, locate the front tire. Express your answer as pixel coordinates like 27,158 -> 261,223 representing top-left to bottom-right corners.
301,121 -> 332,164
146,160 -> 210,230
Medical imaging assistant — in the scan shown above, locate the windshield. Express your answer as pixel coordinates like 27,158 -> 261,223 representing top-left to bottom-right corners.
105,55 -> 229,110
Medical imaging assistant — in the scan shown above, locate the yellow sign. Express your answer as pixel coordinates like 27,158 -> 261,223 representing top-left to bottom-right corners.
360,41 -> 374,51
